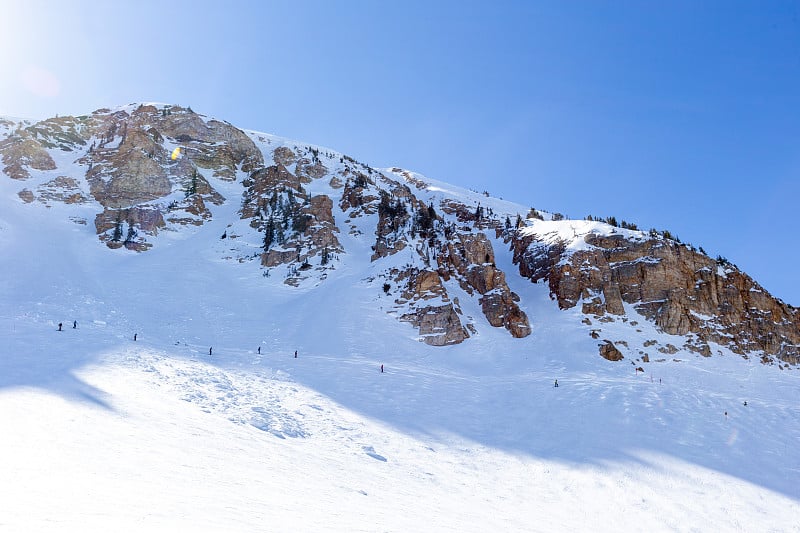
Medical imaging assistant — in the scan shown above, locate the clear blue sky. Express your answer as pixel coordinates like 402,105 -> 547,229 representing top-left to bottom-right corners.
2,0 -> 799,305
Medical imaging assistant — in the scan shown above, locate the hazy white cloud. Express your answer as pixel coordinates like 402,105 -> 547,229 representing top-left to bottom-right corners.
20,65 -> 61,98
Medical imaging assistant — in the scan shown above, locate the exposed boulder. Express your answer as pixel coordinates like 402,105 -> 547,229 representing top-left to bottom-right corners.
599,341 -> 624,361
401,303 -> 469,346
17,189 -> 34,203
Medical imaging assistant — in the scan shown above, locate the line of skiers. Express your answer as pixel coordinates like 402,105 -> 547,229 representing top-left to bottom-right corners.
51,321 -> 753,415
65,322 -> 745,394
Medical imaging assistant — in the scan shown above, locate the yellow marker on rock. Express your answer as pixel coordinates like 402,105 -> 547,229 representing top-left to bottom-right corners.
171,147 -> 181,160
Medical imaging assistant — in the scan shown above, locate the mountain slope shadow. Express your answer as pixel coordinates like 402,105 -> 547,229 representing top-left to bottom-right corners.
263,275 -> 800,502
0,317 -> 114,411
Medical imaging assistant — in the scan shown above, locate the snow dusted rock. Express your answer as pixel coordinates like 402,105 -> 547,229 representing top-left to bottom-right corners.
295,156 -> 328,182
370,181 -> 420,261
37,176 -> 89,205
0,138 -> 56,180
272,146 -> 297,166
95,206 -> 165,251
164,195 -> 211,226
479,290 -> 530,338
262,193 -> 343,271
399,269 -> 449,302
439,232 -> 530,338
339,172 -> 378,215
87,141 -> 170,208
402,303 -> 469,346
156,106 -> 264,180
512,224 -> 800,364
599,340 -> 624,361
396,268 -> 470,346
304,195 -> 342,255
239,158 -> 342,275
17,189 -> 34,203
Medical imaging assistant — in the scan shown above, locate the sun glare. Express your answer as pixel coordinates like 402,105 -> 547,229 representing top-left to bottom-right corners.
0,0 -> 67,114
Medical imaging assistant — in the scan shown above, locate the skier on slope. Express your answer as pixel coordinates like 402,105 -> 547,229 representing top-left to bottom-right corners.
58,322 -> 62,331
554,379 -> 558,388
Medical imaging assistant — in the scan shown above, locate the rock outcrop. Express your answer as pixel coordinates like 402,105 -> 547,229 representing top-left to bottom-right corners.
0,138 -> 57,180
512,228 -> 800,364
599,341 -> 624,361
95,205 -> 166,251
438,231 -> 530,338
37,177 -> 89,205
396,268 -> 469,346
239,161 -> 342,280
4,103 -> 796,357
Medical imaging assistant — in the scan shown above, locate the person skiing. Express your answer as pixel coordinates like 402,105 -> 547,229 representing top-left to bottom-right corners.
58,322 -> 62,331
554,379 -> 558,388
209,347 -> 213,356
73,320 -> 77,329
743,401 -> 747,406
134,333 -> 137,341
380,364 -> 384,373
294,350 -> 297,358
257,346 -> 261,355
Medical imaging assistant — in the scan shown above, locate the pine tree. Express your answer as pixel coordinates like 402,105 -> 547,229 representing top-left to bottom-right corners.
185,169 -> 199,197
124,223 -> 137,244
292,213 -> 309,234
112,212 -> 123,242
263,217 -> 275,251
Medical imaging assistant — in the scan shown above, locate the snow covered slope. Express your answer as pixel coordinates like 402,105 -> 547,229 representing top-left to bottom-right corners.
0,104 -> 798,531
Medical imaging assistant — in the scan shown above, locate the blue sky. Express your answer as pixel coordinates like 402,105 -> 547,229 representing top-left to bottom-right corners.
2,0 -> 799,304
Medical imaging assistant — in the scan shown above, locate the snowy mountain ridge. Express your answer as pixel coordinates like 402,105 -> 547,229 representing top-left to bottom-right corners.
0,103 -> 798,531
1,102 -> 799,361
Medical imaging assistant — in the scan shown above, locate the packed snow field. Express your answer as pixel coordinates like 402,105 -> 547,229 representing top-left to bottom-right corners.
1,143 -> 799,531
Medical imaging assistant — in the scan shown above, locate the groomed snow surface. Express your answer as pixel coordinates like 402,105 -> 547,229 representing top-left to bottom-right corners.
1,151 -> 799,532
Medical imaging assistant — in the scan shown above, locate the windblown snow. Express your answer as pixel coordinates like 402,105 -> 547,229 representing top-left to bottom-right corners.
0,112 -> 798,532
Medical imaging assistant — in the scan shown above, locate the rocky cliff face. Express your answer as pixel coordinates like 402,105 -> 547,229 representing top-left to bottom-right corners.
510,224 -> 800,365
437,231 -> 530,339
1,103 -> 796,360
